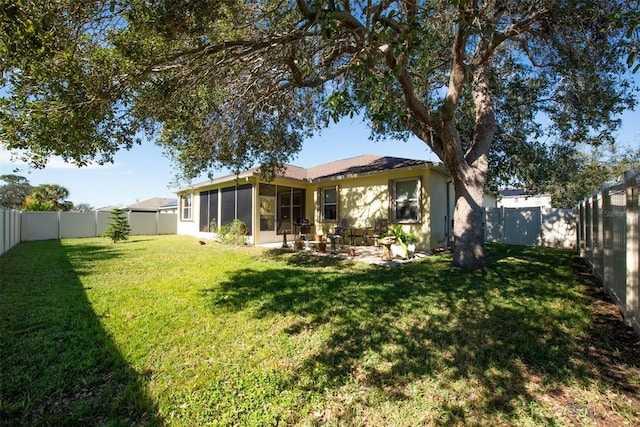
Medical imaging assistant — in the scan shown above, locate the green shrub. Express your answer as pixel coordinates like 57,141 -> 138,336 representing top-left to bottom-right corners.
209,218 -> 218,232
218,219 -> 247,245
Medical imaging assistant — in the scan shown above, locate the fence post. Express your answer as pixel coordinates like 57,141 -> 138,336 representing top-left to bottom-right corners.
585,195 -> 592,266
500,206 -> 505,243
577,201 -> 584,257
625,170 -> 639,331
602,185 -> 613,295
1,208 -> 5,255
593,191 -> 605,281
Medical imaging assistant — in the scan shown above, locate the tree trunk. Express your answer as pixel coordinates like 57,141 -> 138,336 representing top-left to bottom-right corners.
434,64 -> 493,270
401,50 -> 494,269
414,120 -> 490,269
451,168 -> 487,269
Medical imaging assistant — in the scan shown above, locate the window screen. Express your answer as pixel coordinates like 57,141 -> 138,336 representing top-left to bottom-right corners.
221,186 -> 236,227
199,191 -> 209,231
237,184 -> 253,235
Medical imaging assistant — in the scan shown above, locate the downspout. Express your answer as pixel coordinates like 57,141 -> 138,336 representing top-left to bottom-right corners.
446,180 -> 452,243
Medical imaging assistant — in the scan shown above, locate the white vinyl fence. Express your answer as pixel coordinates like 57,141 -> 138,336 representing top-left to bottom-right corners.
484,207 -> 576,249
0,210 -> 177,256
1,208 -> 21,256
578,169 -> 640,337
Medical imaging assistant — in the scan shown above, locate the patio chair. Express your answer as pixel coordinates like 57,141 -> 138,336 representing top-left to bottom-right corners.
293,218 -> 311,240
327,219 -> 347,251
370,219 -> 388,246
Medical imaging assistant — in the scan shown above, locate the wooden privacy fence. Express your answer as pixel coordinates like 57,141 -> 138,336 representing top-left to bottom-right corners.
484,207 -> 576,249
578,169 -> 640,337
0,210 -> 177,256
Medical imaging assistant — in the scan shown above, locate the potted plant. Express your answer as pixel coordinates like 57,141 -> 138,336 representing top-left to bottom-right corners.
295,239 -> 304,251
405,233 -> 419,257
390,225 -> 418,258
318,240 -> 327,253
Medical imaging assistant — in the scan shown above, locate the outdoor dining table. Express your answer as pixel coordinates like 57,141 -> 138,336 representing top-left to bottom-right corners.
344,227 -> 371,246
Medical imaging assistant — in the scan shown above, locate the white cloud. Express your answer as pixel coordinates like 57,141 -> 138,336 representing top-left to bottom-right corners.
0,148 -> 116,170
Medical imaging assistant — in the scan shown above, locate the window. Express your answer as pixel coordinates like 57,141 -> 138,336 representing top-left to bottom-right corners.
181,194 -> 192,220
220,184 -> 253,235
392,178 -> 421,223
259,184 -> 277,232
199,190 -> 218,232
322,187 -> 337,221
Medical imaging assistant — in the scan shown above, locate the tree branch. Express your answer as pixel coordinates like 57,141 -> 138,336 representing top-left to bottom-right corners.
471,6 -> 550,69
441,5 -> 469,120
466,62 -> 495,167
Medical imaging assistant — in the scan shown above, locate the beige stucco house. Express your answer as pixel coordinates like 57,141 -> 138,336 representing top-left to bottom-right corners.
176,154 -> 496,250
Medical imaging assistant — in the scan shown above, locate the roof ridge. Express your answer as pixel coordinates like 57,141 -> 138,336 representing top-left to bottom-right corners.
177,154 -> 442,191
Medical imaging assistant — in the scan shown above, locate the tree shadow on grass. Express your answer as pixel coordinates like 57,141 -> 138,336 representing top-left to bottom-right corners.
206,245 -> 639,424
0,240 -> 162,426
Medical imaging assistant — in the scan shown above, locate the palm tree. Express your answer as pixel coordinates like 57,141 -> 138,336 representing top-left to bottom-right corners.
26,184 -> 72,211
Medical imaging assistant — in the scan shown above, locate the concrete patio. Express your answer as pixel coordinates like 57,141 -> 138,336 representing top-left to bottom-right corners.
258,242 -> 430,267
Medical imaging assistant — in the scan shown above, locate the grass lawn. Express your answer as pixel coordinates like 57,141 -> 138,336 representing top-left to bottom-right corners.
1,235 -> 639,426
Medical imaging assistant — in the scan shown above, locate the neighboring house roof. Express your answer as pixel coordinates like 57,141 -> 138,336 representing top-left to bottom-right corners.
97,205 -> 124,212
125,197 -> 177,212
604,181 -> 625,193
180,155 -> 445,191
499,188 -> 532,197
499,189 -> 552,198
159,199 -> 178,209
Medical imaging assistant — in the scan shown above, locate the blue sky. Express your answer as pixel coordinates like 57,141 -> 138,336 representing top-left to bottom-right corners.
1,109 -> 639,209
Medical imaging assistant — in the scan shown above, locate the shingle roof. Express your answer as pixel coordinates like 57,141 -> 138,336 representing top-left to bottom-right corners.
179,154 -> 442,191
307,155 -> 431,181
279,164 -> 309,181
499,189 -> 529,197
126,197 -> 177,211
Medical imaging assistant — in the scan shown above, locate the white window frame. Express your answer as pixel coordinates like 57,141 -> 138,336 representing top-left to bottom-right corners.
181,193 -> 192,221
321,187 -> 338,221
391,178 -> 421,223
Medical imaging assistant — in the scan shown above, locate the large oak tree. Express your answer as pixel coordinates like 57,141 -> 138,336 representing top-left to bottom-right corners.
1,0 -> 637,268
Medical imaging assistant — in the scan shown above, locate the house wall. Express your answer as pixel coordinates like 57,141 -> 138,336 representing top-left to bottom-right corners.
177,190 -> 198,236
308,167 -> 445,250
177,182 -> 258,243
484,193 -> 498,207
179,178 -> 310,245
428,178 -> 498,249
428,171 -> 452,248
256,178 -> 307,244
498,194 -> 551,208
178,167 -> 500,250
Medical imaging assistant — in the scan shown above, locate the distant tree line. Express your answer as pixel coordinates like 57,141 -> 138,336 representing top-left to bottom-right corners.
490,142 -> 640,208
0,174 -> 93,211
